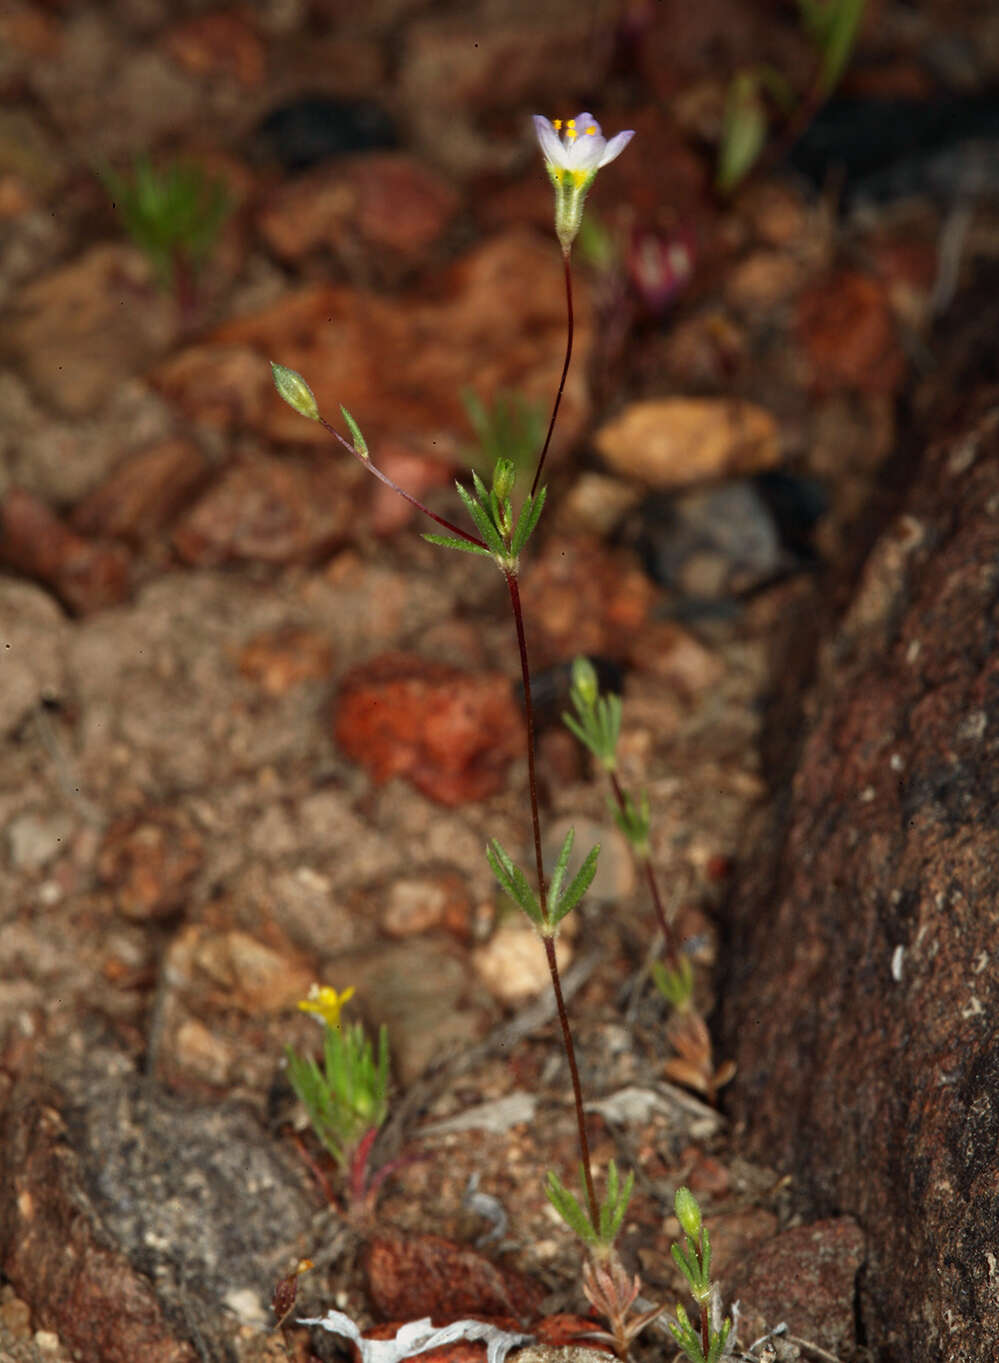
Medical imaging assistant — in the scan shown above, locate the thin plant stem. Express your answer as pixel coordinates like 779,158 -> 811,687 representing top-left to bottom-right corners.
543,934 -> 599,1232
608,771 -> 683,972
504,568 -> 599,1234
504,570 -> 545,905
701,1302 -> 710,1359
318,416 -> 485,548
530,252 -> 574,499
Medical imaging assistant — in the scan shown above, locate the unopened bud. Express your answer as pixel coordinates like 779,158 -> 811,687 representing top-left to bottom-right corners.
271,362 -> 319,421
674,1185 -> 702,1240
492,457 -> 516,502
571,656 -> 599,710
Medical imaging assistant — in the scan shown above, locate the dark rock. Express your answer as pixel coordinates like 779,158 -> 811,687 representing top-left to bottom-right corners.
629,481 -> 789,601
723,324 -> 999,1357
788,94 -> 999,205
250,96 -> 398,172
0,1049 -> 315,1363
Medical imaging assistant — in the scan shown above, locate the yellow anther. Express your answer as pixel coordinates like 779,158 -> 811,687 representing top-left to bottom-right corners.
585,125 -> 597,136
553,119 -> 562,130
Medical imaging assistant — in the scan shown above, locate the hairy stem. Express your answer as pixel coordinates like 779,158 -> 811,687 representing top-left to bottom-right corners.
531,252 -> 574,499
318,416 -> 485,547
504,568 -> 598,1232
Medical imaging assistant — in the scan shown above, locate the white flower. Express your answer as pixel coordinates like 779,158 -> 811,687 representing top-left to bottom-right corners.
532,112 -> 634,185
532,112 -> 634,253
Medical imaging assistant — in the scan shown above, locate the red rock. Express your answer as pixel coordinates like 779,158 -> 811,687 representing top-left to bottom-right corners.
162,11 -> 265,87
207,231 -> 592,464
0,487 -> 131,614
172,452 -> 356,567
796,270 -> 905,396
734,1218 -> 865,1355
364,1232 -> 544,1322
97,809 -> 204,922
70,437 -> 209,544
334,652 -> 523,807
534,1314 -> 615,1351
236,625 -> 333,696
258,153 -> 459,266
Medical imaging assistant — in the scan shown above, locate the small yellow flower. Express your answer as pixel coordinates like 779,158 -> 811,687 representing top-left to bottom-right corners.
298,984 -> 355,1028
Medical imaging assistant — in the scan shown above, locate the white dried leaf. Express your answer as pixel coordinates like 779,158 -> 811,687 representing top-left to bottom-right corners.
297,1309 -> 534,1363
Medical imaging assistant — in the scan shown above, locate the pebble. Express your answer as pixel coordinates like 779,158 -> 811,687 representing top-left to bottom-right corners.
472,920 -> 572,1005
6,812 -> 74,872
594,397 -> 780,491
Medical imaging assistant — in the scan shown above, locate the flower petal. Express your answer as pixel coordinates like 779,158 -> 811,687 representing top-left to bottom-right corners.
532,114 -> 566,168
598,129 -> 635,167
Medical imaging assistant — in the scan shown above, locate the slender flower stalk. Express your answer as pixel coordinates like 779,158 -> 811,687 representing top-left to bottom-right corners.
529,113 -> 632,492
531,253 -> 573,498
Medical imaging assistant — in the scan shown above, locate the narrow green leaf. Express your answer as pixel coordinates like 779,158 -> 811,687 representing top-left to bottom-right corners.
486,839 -> 542,926
550,842 -> 600,926
511,484 -> 547,556
544,1172 -> 597,1245
455,481 -> 505,556
339,404 -> 368,456
546,828 -> 576,916
562,710 -> 600,759
716,70 -> 768,194
422,533 -> 493,557
818,0 -> 865,95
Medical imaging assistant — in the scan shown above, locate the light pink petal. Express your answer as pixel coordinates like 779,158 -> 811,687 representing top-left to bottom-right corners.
598,129 -> 635,167
532,114 -> 565,167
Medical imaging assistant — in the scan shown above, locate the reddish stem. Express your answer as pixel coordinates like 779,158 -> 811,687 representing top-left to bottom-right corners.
608,771 -> 683,971
700,1301 -> 710,1358
291,1131 -> 337,1206
531,252 -> 574,498
318,416 -> 486,548
504,568 -> 599,1234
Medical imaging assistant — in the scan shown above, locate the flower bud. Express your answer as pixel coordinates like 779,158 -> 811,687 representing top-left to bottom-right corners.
571,656 -> 599,710
492,457 -> 516,503
674,1185 -> 702,1240
271,362 -> 319,421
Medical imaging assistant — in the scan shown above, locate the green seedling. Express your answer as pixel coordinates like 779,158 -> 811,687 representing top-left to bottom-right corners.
669,1186 -> 732,1363
462,388 -> 545,491
717,0 -> 867,193
285,985 -> 390,1212
101,153 -> 230,306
